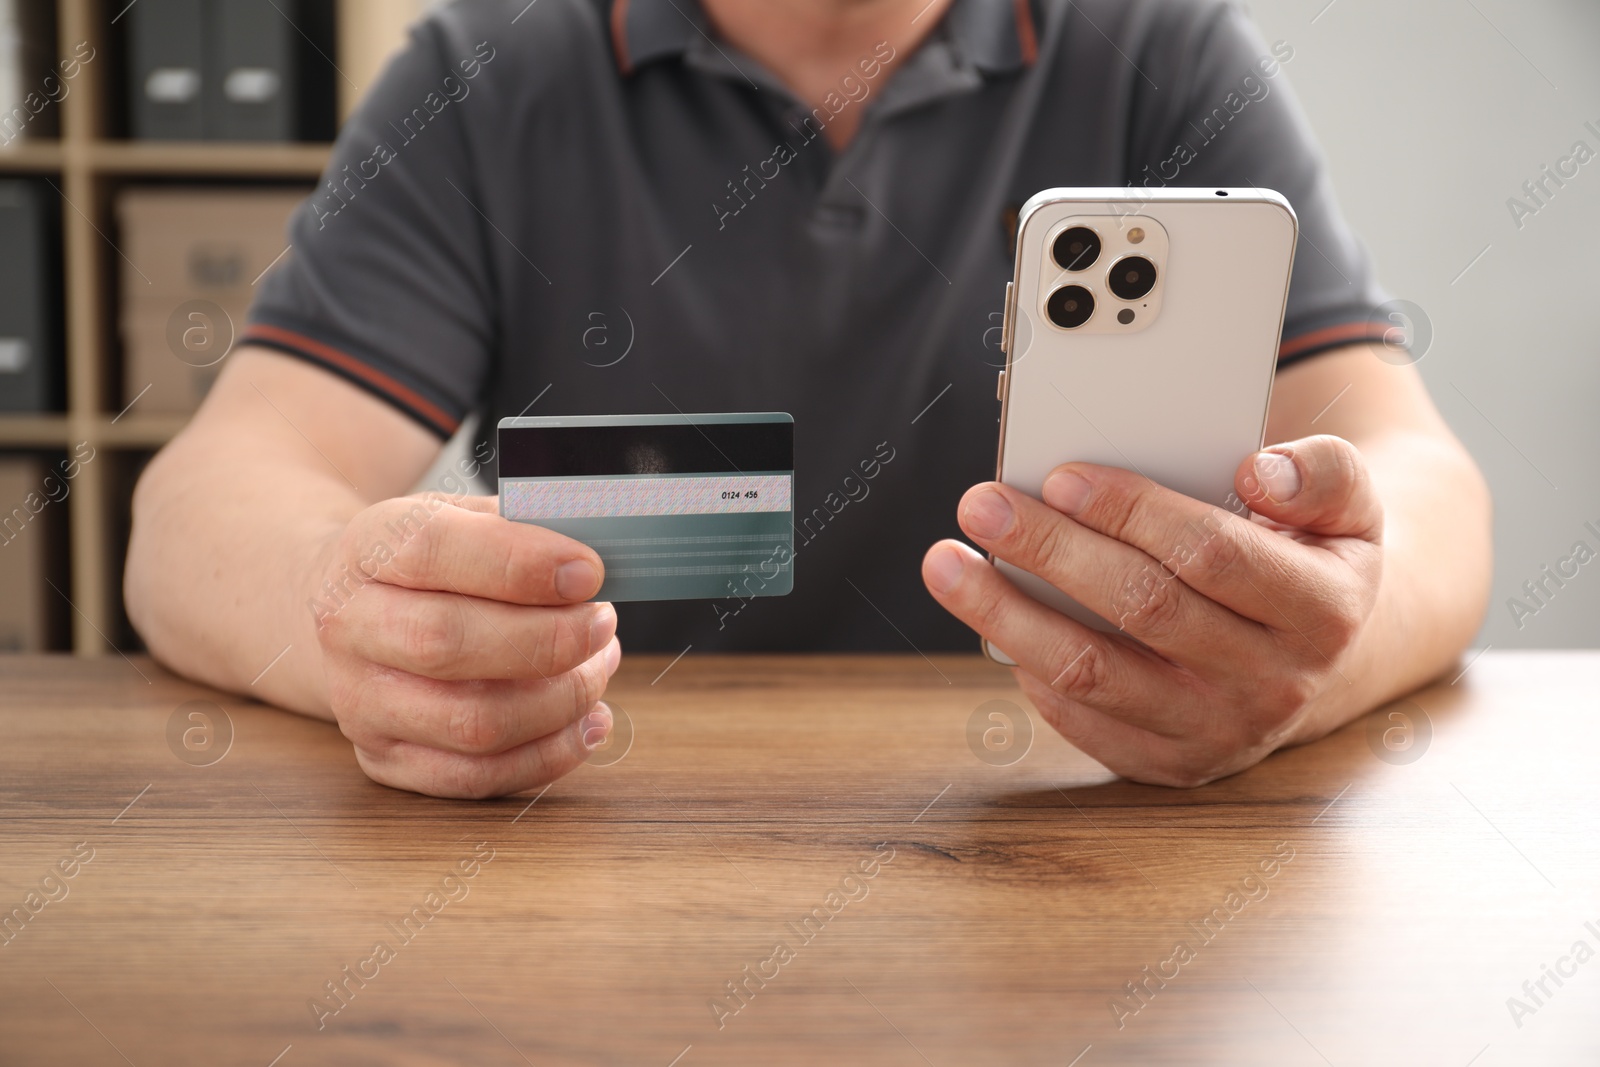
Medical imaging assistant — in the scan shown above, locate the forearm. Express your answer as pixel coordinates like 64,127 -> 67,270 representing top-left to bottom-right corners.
1305,425 -> 1491,728
1263,346 -> 1494,739
126,433 -> 357,719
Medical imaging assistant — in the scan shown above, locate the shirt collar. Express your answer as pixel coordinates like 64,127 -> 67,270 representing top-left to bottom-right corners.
608,0 -> 1038,77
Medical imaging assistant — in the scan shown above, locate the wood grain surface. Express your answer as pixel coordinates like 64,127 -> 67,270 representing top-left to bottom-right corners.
1,651 -> 1597,1066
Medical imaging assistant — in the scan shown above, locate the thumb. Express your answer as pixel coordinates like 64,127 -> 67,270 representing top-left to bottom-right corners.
438,493 -> 499,515
1235,435 -> 1383,542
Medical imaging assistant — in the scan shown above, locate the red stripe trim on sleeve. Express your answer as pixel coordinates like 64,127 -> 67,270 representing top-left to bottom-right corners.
610,0 -> 633,75
1277,320 -> 1394,362
1013,0 -> 1038,67
241,324 -> 461,436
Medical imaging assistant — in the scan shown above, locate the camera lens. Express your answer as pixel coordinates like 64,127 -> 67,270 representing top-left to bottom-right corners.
1046,285 -> 1095,329
1052,227 -> 1101,272
1108,256 -> 1158,301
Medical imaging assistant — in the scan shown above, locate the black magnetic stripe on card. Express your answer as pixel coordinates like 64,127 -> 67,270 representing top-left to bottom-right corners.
498,421 -> 794,478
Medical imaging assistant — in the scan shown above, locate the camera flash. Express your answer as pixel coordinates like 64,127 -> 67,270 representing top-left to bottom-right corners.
1128,227 -> 1145,244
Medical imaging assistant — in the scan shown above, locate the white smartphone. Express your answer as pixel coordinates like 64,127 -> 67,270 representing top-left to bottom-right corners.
985,187 -> 1299,665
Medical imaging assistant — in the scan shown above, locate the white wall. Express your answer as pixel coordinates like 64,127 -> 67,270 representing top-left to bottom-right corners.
1246,0 -> 1600,647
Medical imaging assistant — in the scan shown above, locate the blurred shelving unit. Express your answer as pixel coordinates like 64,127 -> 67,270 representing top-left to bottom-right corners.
0,0 -> 333,654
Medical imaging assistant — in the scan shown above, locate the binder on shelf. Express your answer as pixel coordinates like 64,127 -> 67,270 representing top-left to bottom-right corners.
0,178 -> 60,413
1,0 -> 62,145
0,0 -> 22,142
128,0 -> 206,140
208,0 -> 293,141
129,0 -> 335,142
116,186 -> 309,415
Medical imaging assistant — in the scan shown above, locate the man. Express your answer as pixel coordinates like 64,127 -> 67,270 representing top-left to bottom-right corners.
125,0 -> 1491,797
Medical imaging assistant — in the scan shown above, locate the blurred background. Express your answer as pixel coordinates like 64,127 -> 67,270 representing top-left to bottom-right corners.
0,0 -> 436,654
0,0 -> 1594,656
1247,0 -> 1600,648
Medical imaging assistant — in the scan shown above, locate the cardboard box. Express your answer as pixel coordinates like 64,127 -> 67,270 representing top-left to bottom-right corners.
116,186 -> 308,413
120,305 -> 230,414
0,455 -> 57,651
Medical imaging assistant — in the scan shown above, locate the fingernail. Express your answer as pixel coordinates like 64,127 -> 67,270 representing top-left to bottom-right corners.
588,604 -> 616,656
555,559 -> 600,600
581,704 -> 613,750
925,543 -> 966,595
963,488 -> 1014,540
1043,470 -> 1092,515
1254,452 -> 1302,502
601,636 -> 622,675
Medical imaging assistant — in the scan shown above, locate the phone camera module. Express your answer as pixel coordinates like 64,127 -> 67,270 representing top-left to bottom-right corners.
1046,285 -> 1095,329
1052,227 -> 1101,272
1108,256 -> 1158,301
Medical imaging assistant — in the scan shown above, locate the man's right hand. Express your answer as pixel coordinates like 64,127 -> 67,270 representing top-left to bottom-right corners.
312,493 -> 620,799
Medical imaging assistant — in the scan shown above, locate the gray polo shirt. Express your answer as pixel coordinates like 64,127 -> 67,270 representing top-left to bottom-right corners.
247,0 -> 1394,652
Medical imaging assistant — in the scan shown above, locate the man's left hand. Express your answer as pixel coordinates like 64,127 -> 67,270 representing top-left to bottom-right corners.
922,434 -> 1384,787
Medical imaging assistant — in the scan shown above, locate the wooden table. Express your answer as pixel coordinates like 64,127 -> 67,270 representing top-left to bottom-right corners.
1,652 -> 1597,1066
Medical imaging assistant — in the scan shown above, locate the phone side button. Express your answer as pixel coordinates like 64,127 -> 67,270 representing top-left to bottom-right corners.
1000,281 -> 1015,354
996,370 -> 1006,402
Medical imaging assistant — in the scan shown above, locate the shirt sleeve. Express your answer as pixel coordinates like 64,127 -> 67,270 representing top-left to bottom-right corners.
1131,1 -> 1398,367
244,15 -> 497,439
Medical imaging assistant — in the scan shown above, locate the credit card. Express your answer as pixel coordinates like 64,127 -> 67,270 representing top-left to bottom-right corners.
497,412 -> 795,603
